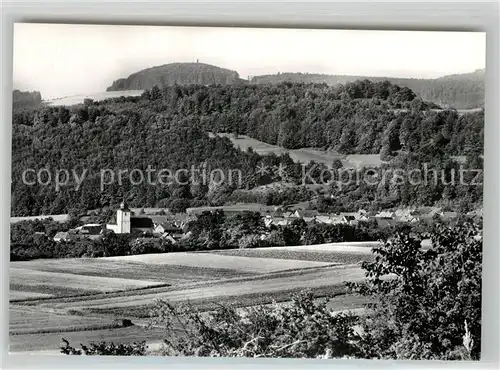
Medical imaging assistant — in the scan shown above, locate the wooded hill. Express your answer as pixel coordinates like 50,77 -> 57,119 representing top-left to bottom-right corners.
105,62 -> 484,109
251,69 -> 485,109
106,63 -> 247,91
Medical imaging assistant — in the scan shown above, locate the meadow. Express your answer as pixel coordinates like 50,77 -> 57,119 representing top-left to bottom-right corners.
10,214 -> 69,223
45,90 -> 143,106
208,133 -> 384,168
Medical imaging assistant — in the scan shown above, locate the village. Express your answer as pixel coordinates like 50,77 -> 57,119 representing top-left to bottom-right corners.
44,201 -> 469,245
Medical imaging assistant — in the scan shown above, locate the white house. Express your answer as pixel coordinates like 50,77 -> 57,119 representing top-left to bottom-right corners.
375,211 -> 396,219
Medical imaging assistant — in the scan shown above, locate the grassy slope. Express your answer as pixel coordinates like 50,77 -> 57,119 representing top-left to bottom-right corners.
209,133 -> 383,168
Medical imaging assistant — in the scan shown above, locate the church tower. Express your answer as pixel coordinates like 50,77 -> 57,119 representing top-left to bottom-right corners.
116,200 -> 131,233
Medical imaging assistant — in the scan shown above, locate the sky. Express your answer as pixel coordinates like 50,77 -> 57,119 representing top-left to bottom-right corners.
13,23 -> 486,99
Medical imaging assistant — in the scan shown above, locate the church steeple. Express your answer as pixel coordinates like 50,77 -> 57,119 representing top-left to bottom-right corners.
116,199 -> 131,233
120,199 -> 130,212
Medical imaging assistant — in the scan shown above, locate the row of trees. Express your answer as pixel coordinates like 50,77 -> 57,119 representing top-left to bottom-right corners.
10,224 -> 178,261
11,209 -> 407,260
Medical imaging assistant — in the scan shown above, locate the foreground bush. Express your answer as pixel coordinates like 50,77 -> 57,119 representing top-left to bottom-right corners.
147,291 -> 359,358
60,338 -> 147,356
347,221 -> 482,360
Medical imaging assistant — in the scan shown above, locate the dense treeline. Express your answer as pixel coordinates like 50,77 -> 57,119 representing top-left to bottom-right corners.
11,81 -> 483,216
13,89 -> 42,110
11,97 -> 283,215
251,69 -> 485,109
183,210 -> 387,250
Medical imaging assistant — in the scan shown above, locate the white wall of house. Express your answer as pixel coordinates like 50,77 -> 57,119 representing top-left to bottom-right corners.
106,208 -> 131,234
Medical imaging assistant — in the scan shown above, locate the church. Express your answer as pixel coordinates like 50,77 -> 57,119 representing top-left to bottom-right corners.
106,201 -> 154,234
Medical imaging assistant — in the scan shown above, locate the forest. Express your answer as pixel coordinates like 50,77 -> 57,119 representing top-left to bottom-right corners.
12,89 -> 42,110
251,69 -> 485,109
105,62 -> 484,109
11,80 -> 483,216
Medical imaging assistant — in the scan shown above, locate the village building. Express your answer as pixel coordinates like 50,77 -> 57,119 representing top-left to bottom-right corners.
375,211 -> 396,219
53,231 -> 71,242
315,215 -> 335,224
341,215 -> 358,225
153,221 -> 184,241
106,201 -> 154,234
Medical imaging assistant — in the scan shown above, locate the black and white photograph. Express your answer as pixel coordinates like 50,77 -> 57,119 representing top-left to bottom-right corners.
9,23 -> 485,360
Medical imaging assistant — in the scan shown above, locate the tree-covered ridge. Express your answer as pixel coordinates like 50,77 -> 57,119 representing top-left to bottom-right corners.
106,62 -> 247,91
11,102 -> 270,216
104,61 -> 484,108
11,80 -> 483,216
139,81 -> 482,156
251,69 -> 485,109
13,89 -> 42,110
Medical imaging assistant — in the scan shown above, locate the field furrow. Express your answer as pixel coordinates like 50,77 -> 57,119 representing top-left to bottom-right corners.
103,252 -> 335,273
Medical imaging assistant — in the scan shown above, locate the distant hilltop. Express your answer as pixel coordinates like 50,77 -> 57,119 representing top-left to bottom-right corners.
251,69 -> 485,110
106,62 -> 248,91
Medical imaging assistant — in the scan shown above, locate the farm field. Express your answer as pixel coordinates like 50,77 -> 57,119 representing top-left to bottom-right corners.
10,266 -> 165,297
104,252 -> 336,273
209,132 -> 384,168
10,242 -> 375,353
209,248 -> 375,265
10,291 -> 53,300
10,214 -> 69,223
45,90 -> 143,106
255,241 -> 380,253
12,258 -> 252,285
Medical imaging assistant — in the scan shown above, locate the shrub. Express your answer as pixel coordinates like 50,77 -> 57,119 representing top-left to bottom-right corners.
347,221 -> 482,360
60,338 -> 147,356
147,290 -> 359,358
238,234 -> 262,249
